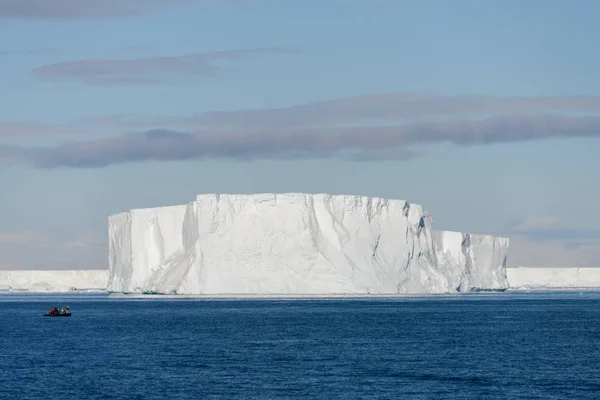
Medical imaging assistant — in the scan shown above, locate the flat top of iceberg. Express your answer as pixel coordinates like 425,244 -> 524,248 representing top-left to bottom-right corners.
114,192 -> 418,216
195,192 -> 409,203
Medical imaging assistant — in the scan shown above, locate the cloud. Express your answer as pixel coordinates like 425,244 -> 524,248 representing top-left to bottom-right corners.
0,231 -> 48,244
146,93 -> 600,130
502,215 -> 600,267
0,230 -> 107,269
31,47 -> 298,86
4,93 -> 600,167
0,122 -> 105,143
504,214 -> 600,243
508,214 -> 568,231
0,0 -> 193,20
0,48 -> 51,56
119,45 -> 154,53
0,144 -> 28,167
508,236 -> 600,268
344,148 -> 419,162
0,113 -> 598,168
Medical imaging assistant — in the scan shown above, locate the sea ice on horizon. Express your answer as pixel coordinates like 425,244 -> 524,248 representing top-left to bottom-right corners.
0,269 -> 109,293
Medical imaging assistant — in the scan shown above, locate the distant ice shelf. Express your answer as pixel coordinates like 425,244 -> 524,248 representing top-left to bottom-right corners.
0,270 -> 109,293
107,193 -> 510,295
507,267 -> 600,289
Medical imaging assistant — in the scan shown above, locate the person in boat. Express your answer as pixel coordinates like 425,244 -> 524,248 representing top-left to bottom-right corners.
65,305 -> 69,314
49,307 -> 54,314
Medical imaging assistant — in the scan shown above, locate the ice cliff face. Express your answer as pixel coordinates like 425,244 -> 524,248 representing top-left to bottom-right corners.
507,267 -> 600,289
433,231 -> 509,292
108,193 -> 510,295
0,270 -> 109,292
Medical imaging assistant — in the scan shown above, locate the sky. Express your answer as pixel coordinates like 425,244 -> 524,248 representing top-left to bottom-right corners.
1,0 -> 600,269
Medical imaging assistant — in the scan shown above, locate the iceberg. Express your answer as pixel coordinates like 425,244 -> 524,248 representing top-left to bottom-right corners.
507,266 -> 600,289
108,193 -> 510,295
0,269 -> 109,293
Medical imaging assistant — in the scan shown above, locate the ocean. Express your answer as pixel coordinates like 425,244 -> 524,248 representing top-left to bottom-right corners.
1,292 -> 599,399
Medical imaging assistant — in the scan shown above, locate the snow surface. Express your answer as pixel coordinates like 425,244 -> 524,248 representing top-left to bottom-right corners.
108,193 -> 510,295
0,270 -> 109,293
507,267 -> 600,289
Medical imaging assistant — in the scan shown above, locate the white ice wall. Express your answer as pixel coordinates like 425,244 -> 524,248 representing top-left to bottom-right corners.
432,231 -> 509,292
0,270 -> 109,292
108,212 -> 132,292
108,193 -> 510,295
108,203 -> 193,293
507,267 -> 600,289
191,193 -> 442,294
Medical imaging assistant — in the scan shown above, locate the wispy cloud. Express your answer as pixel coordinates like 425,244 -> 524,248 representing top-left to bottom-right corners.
0,48 -> 52,56
508,214 -> 568,231
31,47 -> 298,86
501,214 -> 600,267
0,122 -> 104,143
0,144 -> 28,167
118,45 -> 154,53
0,113 -> 598,168
154,93 -> 600,130
81,93 -> 600,131
0,230 -> 107,269
0,0 -> 193,20
504,214 -> 600,243
508,236 -> 600,268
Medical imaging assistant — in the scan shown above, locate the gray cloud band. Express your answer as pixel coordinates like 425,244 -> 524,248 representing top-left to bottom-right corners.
2,114 -> 598,168
30,47 -> 299,85
0,0 -> 191,19
78,93 -> 600,130
187,94 -> 600,129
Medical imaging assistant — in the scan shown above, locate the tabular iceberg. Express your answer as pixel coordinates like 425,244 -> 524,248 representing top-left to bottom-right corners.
108,193 -> 509,295
0,270 -> 109,293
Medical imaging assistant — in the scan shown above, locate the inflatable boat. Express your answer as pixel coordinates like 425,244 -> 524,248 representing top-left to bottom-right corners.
43,312 -> 71,317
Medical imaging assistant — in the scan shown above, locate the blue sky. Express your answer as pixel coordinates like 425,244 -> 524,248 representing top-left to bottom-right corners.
1,0 -> 599,269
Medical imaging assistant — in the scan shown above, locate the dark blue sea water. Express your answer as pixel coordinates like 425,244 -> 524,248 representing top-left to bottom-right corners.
1,292 -> 599,399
